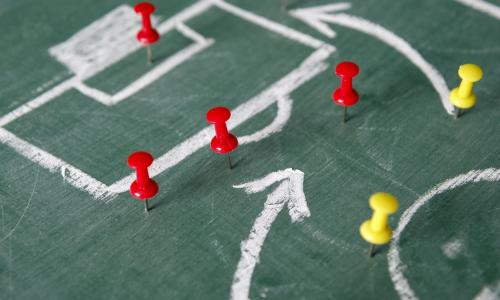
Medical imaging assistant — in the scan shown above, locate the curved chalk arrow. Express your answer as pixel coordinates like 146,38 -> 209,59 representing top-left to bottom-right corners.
290,3 -> 455,115
231,168 -> 310,300
238,95 -> 293,145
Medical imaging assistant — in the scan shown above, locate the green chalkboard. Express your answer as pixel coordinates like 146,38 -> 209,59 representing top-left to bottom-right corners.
0,0 -> 499,299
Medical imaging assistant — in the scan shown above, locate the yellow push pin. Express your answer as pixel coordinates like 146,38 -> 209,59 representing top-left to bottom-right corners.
449,64 -> 483,118
360,192 -> 399,257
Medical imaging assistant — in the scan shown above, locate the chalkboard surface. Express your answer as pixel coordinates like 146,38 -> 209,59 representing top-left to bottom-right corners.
0,0 -> 499,299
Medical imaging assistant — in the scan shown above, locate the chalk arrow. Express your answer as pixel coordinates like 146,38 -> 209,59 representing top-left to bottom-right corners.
290,3 -> 351,38
230,168 -> 310,300
290,3 -> 454,114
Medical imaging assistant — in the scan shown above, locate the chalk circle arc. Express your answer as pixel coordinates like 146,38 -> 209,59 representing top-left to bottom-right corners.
238,95 -> 293,145
388,168 -> 500,300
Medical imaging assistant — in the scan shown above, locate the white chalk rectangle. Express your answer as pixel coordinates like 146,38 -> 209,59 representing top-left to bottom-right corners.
49,5 -> 145,79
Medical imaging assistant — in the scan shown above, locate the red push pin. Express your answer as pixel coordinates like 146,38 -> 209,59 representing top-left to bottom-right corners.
206,107 -> 238,169
128,151 -> 159,212
134,2 -> 160,64
332,61 -> 360,123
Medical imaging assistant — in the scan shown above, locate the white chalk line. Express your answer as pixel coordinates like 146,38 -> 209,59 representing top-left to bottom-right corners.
156,0 -> 214,35
175,22 -> 209,44
388,168 -> 500,300
0,77 -> 78,128
231,169 -> 310,300
210,0 -> 325,49
290,4 -> 454,114
73,81 -> 113,106
454,0 -> 500,20
0,128 -> 112,200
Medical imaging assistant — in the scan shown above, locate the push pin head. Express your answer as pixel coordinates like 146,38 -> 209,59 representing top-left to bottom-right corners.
369,192 -> 398,215
336,61 -> 360,78
206,106 -> 231,124
128,151 -> 154,169
134,2 -> 156,15
458,64 -> 483,83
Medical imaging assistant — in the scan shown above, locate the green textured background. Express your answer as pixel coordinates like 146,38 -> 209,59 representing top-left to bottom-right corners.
0,0 -> 499,299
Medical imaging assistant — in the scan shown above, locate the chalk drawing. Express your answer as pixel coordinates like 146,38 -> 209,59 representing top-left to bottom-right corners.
441,238 -> 463,259
231,169 -> 310,300
0,1 -> 334,199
